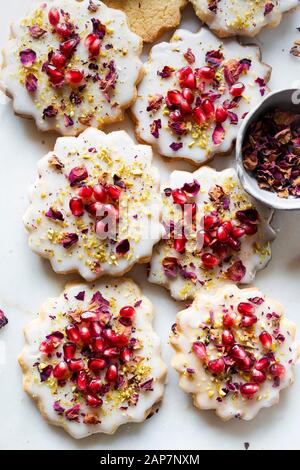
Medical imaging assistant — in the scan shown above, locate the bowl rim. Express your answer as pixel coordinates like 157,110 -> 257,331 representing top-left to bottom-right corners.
236,87 -> 300,211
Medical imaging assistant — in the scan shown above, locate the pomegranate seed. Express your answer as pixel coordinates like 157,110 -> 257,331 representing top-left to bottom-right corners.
201,252 -> 220,269
207,358 -> 225,374
86,394 -> 103,408
85,33 -> 101,57
66,324 -> 80,343
169,109 -> 183,121
217,224 -> 231,242
166,90 -> 182,107
69,197 -> 84,217
259,331 -> 272,349
192,341 -> 207,361
254,357 -> 270,371
177,67 -> 196,89
46,65 -> 64,85
174,236 -> 186,253
193,106 -> 206,125
65,70 -> 84,86
107,184 -> 121,200
120,306 -> 136,319
77,370 -> 88,391
48,7 -> 60,26
60,38 -> 79,57
242,223 -> 258,235
81,311 -> 98,322
172,188 -> 188,205
103,347 -> 119,358
103,328 -> 115,342
93,337 -> 105,353
214,243 -> 229,260
270,362 -> 285,377
240,356 -> 252,371
112,334 -> 129,348
230,344 -> 248,361
39,340 -> 55,355
240,382 -> 259,397
179,98 -> 192,115
227,237 -> 241,251
55,23 -> 72,38
79,325 -> 92,343
270,363 -> 285,378
197,66 -> 215,80
90,321 -> 102,337
53,361 -> 69,380
120,348 -> 133,363
202,99 -> 214,119
102,203 -> 119,221
237,302 -> 255,316
95,220 -> 107,237
76,185 -> 93,199
63,342 -> 76,360
215,105 -> 228,123
204,214 -> 219,229
231,226 -> 245,238
223,311 -> 237,328
182,88 -> 194,104
241,315 -> 257,327
52,52 -> 67,69
68,358 -> 84,372
105,364 -> 118,383
230,82 -> 245,97
252,369 -> 266,384
88,379 -> 102,394
88,358 -> 106,371
222,330 -> 235,346
87,201 -> 102,216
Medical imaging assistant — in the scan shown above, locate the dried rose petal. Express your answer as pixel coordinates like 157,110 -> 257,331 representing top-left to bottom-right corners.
236,208 -> 259,224
25,73 -> 38,93
116,239 -> 130,255
162,257 -> 180,278
53,400 -> 65,415
64,114 -> 74,128
158,66 -> 175,78
39,365 -> 53,382
0,309 -> 8,330
20,49 -> 36,67
42,105 -> 58,119
147,94 -> 163,112
140,378 -> 153,391
212,123 -> 225,145
61,233 -> 79,249
29,25 -> 46,39
226,260 -> 246,282
170,142 -> 183,152
184,48 -> 195,64
75,291 -> 85,301
182,179 -> 200,197
150,119 -> 162,138
45,207 -> 64,221
68,166 -> 88,186
264,2 -> 274,15
65,404 -> 80,421
205,49 -> 224,67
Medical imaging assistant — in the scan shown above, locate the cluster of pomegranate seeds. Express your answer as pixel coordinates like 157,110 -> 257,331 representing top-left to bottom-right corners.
38,292 -> 151,421
149,48 -> 252,147
163,181 -> 259,281
192,299 -> 286,399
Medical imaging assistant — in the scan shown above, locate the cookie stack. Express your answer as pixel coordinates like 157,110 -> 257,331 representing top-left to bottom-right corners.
1,0 -> 299,437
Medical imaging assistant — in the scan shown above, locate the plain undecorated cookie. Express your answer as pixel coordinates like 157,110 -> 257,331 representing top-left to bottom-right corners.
171,284 -> 300,421
24,128 -> 162,281
190,0 -> 298,38
19,278 -> 167,438
103,0 -> 188,43
132,27 -> 271,165
0,0 -> 143,135
149,167 -> 275,300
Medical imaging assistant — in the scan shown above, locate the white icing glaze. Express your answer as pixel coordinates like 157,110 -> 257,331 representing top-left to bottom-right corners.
171,284 -> 300,421
24,128 -> 163,280
132,27 -> 270,165
0,0 -> 143,135
19,278 -> 167,438
191,0 -> 298,37
149,167 -> 275,300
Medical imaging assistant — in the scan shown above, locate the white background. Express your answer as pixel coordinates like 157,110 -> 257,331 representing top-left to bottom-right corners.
0,0 -> 300,450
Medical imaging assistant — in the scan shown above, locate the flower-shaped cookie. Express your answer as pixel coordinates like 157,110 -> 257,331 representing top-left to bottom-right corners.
24,128 -> 162,280
132,28 -> 271,165
149,167 -> 275,300
171,284 -> 299,420
19,278 -> 167,438
190,0 -> 298,38
0,0 -> 143,135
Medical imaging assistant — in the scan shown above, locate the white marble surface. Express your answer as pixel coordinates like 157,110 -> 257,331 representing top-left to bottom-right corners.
0,0 -> 300,450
